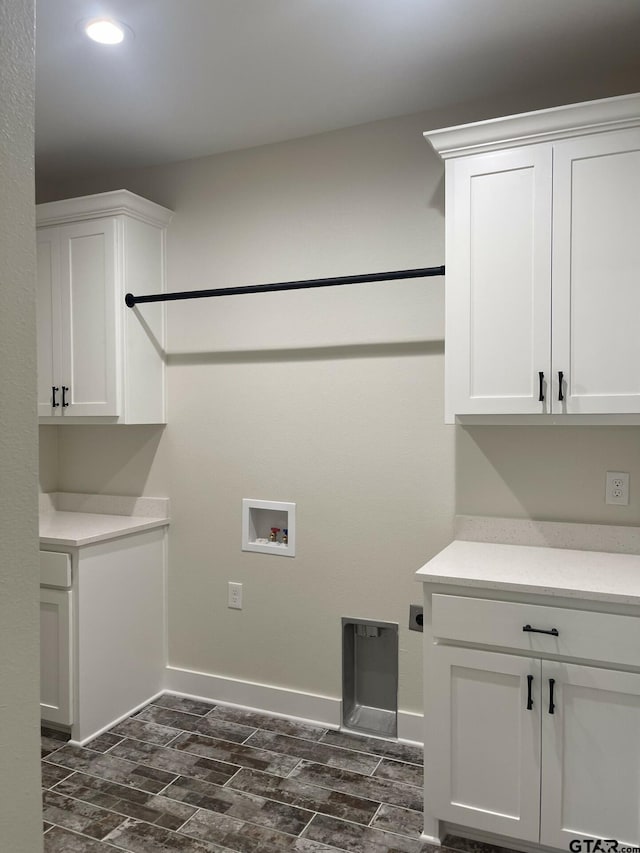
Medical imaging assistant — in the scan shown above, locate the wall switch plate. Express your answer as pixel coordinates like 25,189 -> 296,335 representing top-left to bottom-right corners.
605,471 -> 630,506
228,581 -> 243,609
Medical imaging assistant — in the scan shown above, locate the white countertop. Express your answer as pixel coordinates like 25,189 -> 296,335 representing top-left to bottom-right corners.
39,493 -> 170,547
40,511 -> 169,547
416,539 -> 640,605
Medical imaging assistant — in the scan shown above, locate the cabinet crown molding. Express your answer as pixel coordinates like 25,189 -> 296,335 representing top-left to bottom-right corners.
36,189 -> 173,228
424,91 -> 640,159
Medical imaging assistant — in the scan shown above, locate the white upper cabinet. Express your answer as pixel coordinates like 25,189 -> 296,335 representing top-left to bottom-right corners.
444,146 -> 552,416
425,93 -> 640,423
553,129 -> 640,414
36,190 -> 172,424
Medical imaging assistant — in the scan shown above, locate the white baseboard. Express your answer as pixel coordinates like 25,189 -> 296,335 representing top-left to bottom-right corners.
397,710 -> 424,745
442,822 -> 547,853
65,666 -> 424,749
164,665 -> 341,729
69,690 -> 165,746
164,664 -> 424,745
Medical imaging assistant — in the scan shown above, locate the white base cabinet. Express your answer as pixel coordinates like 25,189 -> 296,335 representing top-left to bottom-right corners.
40,527 -> 166,743
430,646 -> 540,841
422,587 -> 640,849
540,662 -> 640,847
40,551 -> 73,726
36,190 -> 172,424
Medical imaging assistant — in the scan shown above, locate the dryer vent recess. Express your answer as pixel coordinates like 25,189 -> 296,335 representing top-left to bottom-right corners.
409,604 -> 423,632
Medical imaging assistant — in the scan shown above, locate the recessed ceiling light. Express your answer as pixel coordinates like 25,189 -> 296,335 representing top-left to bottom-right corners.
85,18 -> 126,45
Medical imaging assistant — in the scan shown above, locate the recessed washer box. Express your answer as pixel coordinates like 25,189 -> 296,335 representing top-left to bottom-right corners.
242,499 -> 296,557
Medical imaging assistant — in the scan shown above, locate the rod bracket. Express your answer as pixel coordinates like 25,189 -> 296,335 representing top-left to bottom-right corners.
125,293 -> 136,308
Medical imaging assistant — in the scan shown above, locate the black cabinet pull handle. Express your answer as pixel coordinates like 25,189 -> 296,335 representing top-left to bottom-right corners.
523,624 -> 559,637
548,678 -> 556,714
52,386 -> 59,408
526,674 -> 534,710
61,386 -> 69,408
558,371 -> 564,402
538,371 -> 544,402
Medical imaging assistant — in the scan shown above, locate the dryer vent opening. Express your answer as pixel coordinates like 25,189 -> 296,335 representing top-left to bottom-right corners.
341,618 -> 398,739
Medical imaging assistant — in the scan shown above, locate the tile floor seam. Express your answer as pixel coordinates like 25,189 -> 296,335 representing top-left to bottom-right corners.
160,731 -> 185,749
151,773 -> 181,797
143,715 -> 255,740
222,764 -> 384,814
238,727 -> 259,744
170,806 -> 201,835
221,766 -> 244,788
206,705 -> 330,736
144,728 -> 286,755
50,743 -> 263,802
80,767 -> 330,841
369,819 -> 430,843
45,822 -> 132,852
285,757 -> 305,778
172,807 -> 200,836
273,772 -> 424,813
43,768 -> 74,789
44,761 -> 181,802
296,808 -> 319,839
245,727 -> 392,764
42,787 -> 180,837
143,732 -> 367,779
172,785 -> 321,837
143,701 -> 209,719
367,801 -> 384,827
175,804 -> 319,847
111,735 -> 249,765
91,741 -> 126,756
302,811 -> 432,852
42,744 -> 68,761
370,755 -> 384,776
116,718 -> 189,736
318,730 -> 424,765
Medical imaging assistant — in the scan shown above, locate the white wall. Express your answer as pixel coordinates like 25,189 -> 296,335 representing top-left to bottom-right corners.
0,0 -> 43,849
38,78 -> 640,719
40,111 -> 453,715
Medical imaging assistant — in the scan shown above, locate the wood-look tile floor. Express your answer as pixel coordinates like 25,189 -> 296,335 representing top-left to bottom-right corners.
41,694 -> 517,853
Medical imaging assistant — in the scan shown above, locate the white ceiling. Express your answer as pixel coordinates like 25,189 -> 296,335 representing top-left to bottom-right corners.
36,0 -> 640,180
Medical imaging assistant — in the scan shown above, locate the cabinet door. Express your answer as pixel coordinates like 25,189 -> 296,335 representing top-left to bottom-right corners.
58,218 -> 120,416
541,662 -> 640,847
427,646 -> 540,841
40,587 -> 73,726
445,146 -> 552,418
553,129 -> 640,413
36,228 -> 63,417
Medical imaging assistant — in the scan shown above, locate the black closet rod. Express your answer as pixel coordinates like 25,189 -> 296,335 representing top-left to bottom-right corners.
124,265 -> 445,308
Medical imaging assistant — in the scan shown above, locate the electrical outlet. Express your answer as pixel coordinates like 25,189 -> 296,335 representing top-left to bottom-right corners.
409,604 -> 423,632
228,581 -> 243,609
605,471 -> 630,506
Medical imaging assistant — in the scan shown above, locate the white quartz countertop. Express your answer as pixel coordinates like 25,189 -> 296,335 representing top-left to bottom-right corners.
416,540 -> 640,605
39,493 -> 170,547
40,511 -> 169,547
